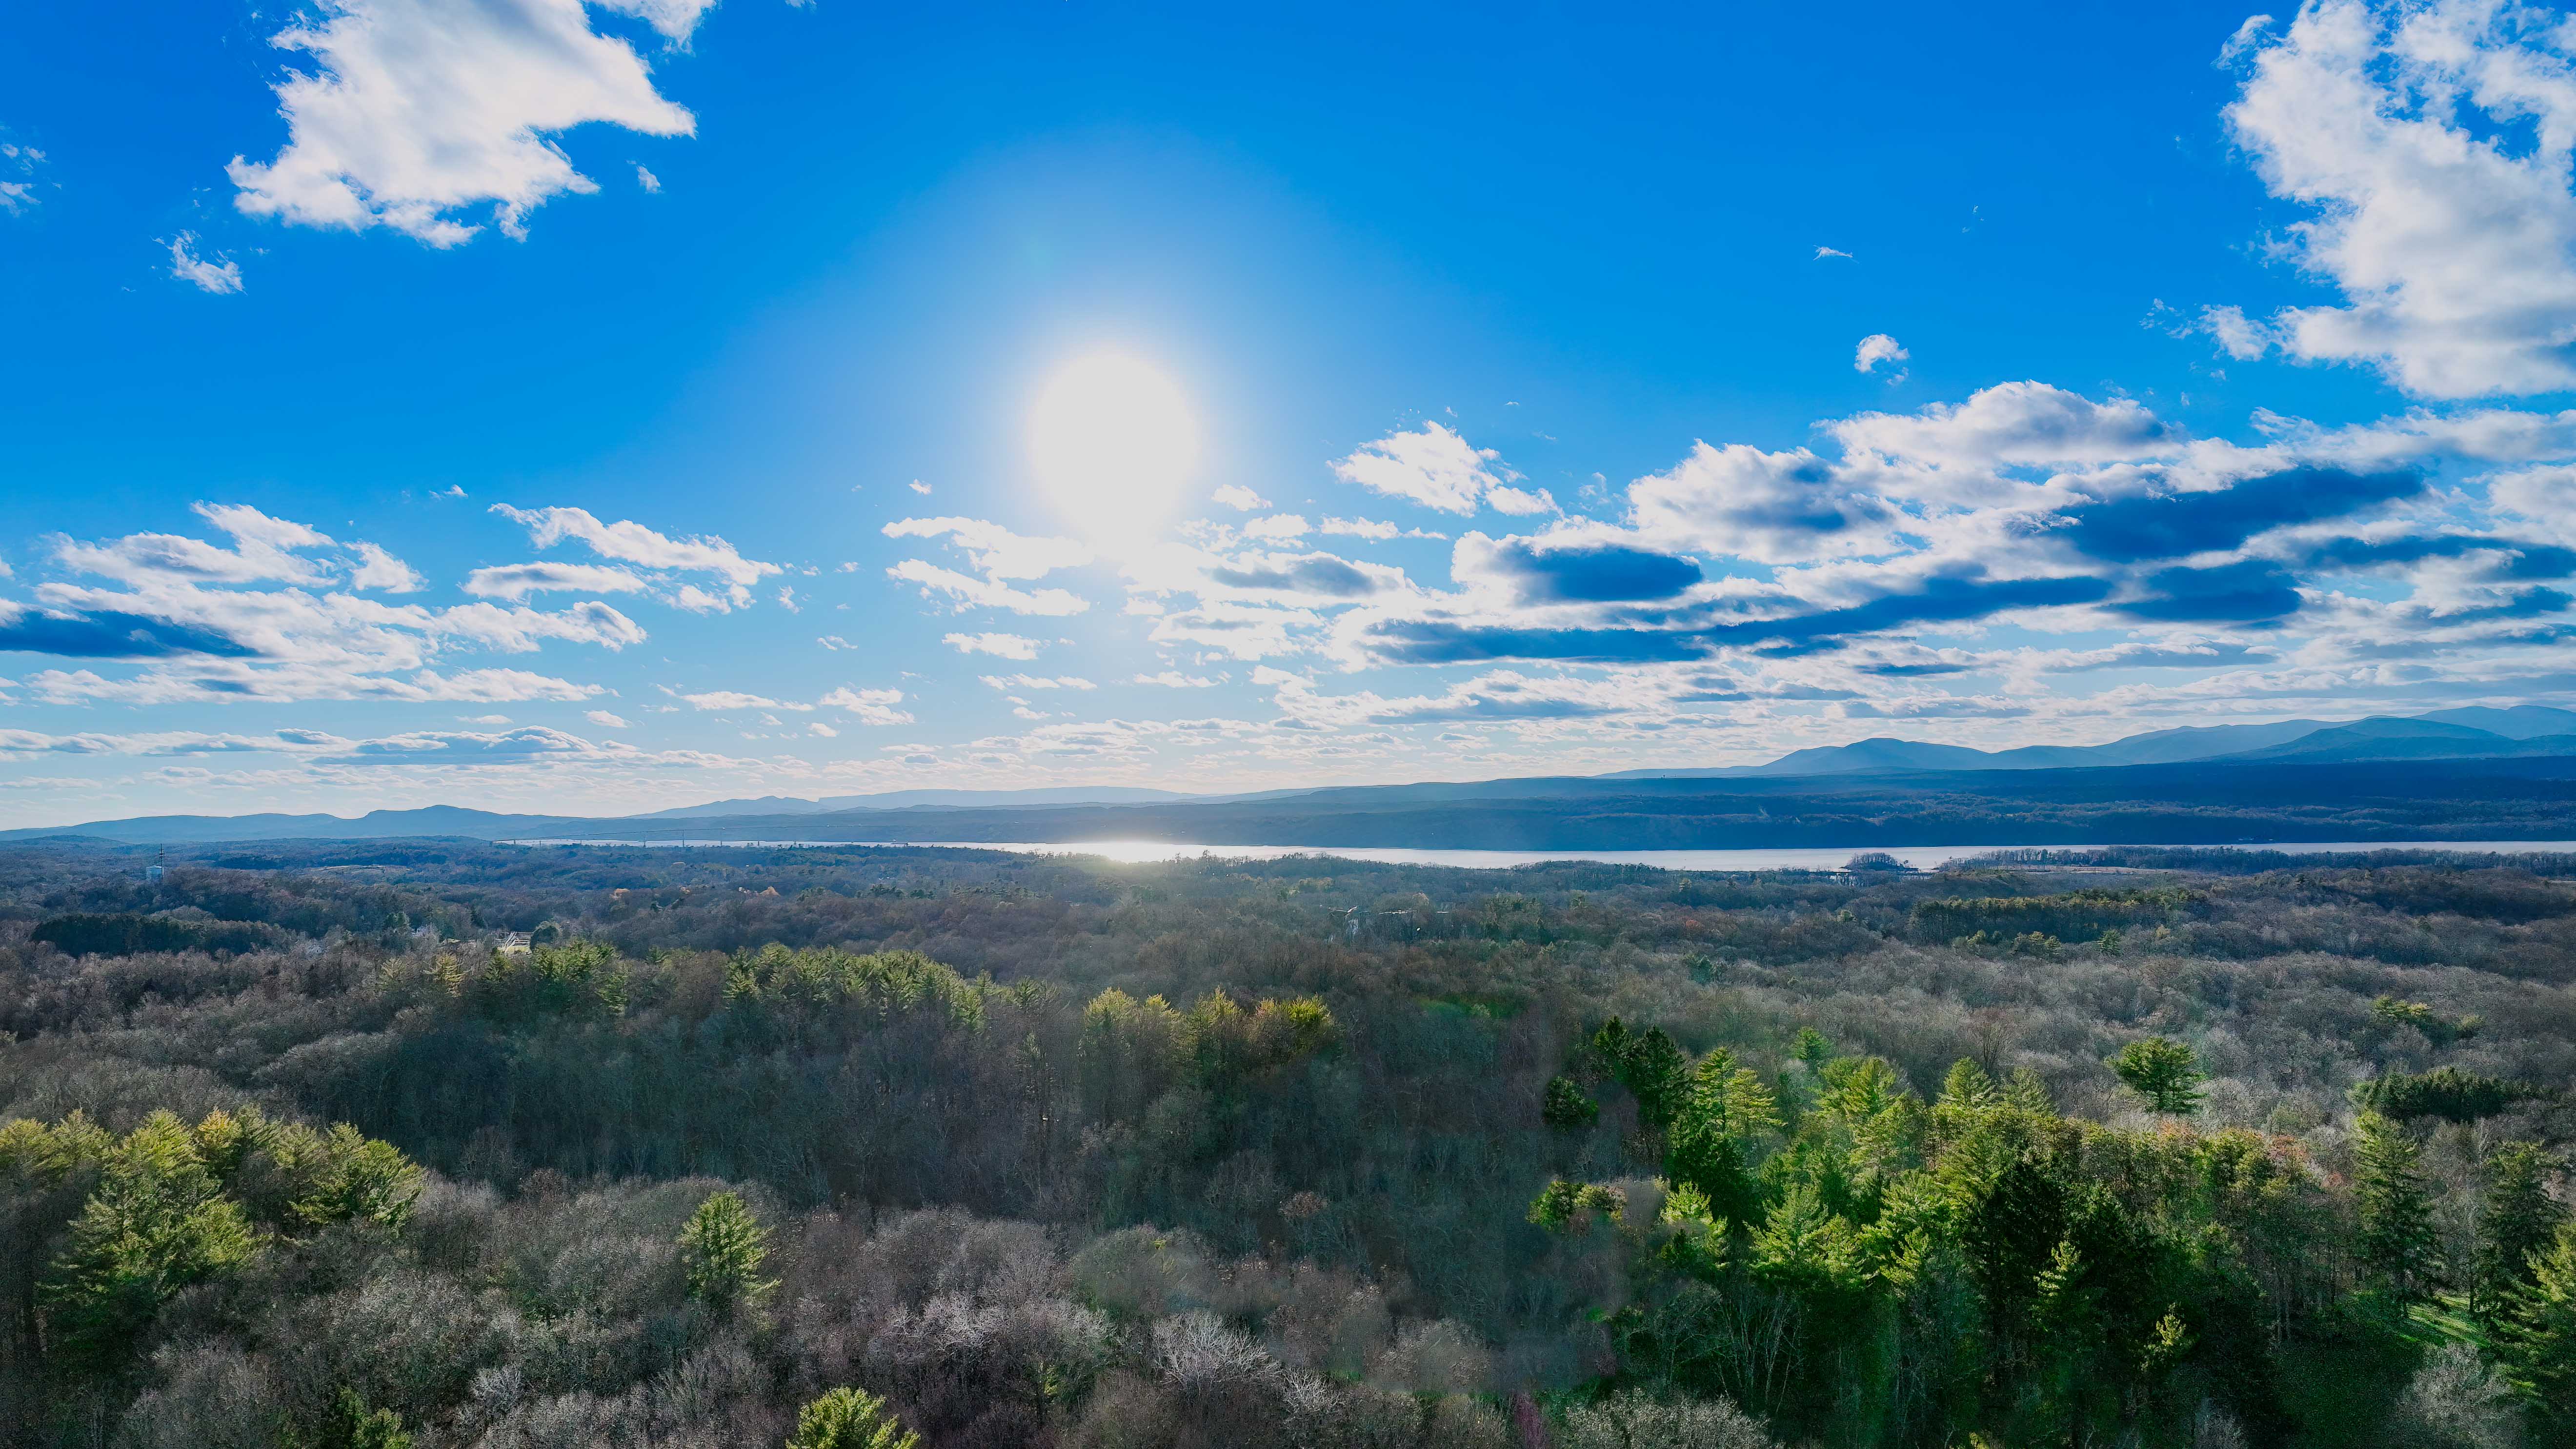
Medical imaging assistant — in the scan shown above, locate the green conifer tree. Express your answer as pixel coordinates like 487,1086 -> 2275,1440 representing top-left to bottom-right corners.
1588,1017 -> 1630,1075
680,1189 -> 777,1317
2004,1067 -> 2055,1115
2107,1037 -> 2205,1116
292,1125 -> 426,1232
1618,1027 -> 1692,1130
1664,1048 -> 1780,1225
1528,1177 -> 1624,1234
2498,1219 -> 2576,1421
2354,1111 -> 2442,1303
1939,1058 -> 1999,1110
1541,1075 -> 1599,1129
786,1387 -> 920,1449
2476,1141 -> 2566,1325
1793,1026 -> 1832,1069
39,1111 -> 257,1369
322,1389 -> 414,1449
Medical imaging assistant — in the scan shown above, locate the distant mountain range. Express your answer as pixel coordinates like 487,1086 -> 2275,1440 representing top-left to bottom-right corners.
14,706 -> 2576,848
632,785 -> 1209,818
1599,705 -> 2576,779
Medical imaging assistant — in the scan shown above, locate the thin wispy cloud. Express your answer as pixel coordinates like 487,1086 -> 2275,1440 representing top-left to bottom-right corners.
166,233 -> 243,293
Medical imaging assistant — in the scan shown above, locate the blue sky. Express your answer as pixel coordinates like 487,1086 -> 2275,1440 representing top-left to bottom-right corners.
7,0 -> 2576,821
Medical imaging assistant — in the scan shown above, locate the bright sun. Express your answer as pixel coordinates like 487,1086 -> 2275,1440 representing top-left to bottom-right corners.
1028,352 -> 1199,544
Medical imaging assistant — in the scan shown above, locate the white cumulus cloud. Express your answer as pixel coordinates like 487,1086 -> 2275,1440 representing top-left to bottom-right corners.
2218,0 -> 2576,397
1854,333 -> 1909,375
490,503 -> 777,613
821,685 -> 914,724
227,0 -> 706,247
1331,422 -> 1519,515
348,543 -> 423,592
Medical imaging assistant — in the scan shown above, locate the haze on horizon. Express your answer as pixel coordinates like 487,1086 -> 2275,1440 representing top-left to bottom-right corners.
11,0 -> 2576,825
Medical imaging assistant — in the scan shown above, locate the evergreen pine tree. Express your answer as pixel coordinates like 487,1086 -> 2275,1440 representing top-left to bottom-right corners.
1793,1026 -> 1832,1069
2475,1141 -> 2565,1325
2107,1037 -> 2205,1116
2028,1237 -> 2102,1438
1540,1075 -> 1599,1129
1664,1049 -> 1780,1225
1939,1058 -> 1999,1110
786,1387 -> 920,1449
291,1125 -> 426,1232
326,1389 -> 415,1449
1588,1017 -> 1630,1076
2354,1110 -> 2442,1303
680,1189 -> 776,1317
1618,1026 -> 1692,1130
2498,1219 -> 2576,1422
2004,1067 -> 2055,1115
39,1111 -> 257,1370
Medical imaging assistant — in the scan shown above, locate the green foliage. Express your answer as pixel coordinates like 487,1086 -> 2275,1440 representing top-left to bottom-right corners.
2002,1067 -> 2053,1115
1939,1058 -> 1999,1111
2354,1111 -> 2443,1303
1791,1026 -> 1831,1069
32,910 -> 286,956
1529,1177 -> 1625,1234
1962,1157 -> 2068,1331
1542,1074 -> 1600,1129
1912,886 -> 2194,944
1605,1022 -> 1692,1129
680,1189 -> 776,1316
0,1109 -> 116,1179
1664,1048 -> 1781,1225
2029,1237 -> 2099,1344
2475,1141 -> 2566,1324
786,1387 -> 921,1449
316,1389 -> 415,1449
1078,987 -> 1188,1122
2370,994 -> 2481,1046
18,842 -> 2576,1447
38,1110 -> 258,1369
1185,989 -> 1339,1087
2497,1218 -> 2576,1420
1076,986 -> 1337,1122
725,943 -> 977,1021
1656,1182 -> 1733,1279
2137,1307 -> 2192,1379
1589,1016 -> 1631,1070
11,1104 -> 424,1376
2351,1066 -> 2549,1123
2107,1036 -> 2205,1115
470,938 -> 628,1020
1748,1181 -> 1867,1298
285,1123 -> 427,1231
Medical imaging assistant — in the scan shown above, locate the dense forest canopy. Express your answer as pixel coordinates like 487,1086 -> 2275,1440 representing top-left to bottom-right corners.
3,836 -> 2575,1447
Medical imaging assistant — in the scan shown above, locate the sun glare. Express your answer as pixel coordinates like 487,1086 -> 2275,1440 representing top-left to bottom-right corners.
1028,352 -> 1199,545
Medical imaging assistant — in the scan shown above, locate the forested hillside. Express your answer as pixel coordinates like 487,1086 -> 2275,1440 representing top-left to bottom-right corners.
4,839 -> 2576,1447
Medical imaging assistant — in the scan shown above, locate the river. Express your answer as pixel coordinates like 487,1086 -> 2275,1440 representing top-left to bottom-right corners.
497,837 -> 2576,870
